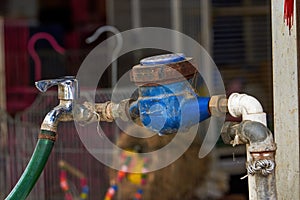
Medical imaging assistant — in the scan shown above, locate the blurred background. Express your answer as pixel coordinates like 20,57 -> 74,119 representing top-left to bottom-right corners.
0,0 -> 272,199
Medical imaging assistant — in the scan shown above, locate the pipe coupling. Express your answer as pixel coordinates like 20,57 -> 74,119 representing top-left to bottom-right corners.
74,99 -> 132,124
209,95 -> 228,116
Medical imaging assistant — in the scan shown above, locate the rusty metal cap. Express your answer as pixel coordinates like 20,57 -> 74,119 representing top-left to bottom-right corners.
130,54 -> 197,86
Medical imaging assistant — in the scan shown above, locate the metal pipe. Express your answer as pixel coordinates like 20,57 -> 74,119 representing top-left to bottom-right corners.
225,93 -> 277,199
131,0 -> 141,28
171,0 -> 183,51
221,121 -> 277,200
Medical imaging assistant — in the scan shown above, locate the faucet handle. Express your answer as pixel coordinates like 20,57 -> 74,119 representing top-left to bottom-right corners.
35,76 -> 79,100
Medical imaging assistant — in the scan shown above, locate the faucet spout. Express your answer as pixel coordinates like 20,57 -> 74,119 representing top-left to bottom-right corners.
41,100 -> 74,132
36,77 -> 79,132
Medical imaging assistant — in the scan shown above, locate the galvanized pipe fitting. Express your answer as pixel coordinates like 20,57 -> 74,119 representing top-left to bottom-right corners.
221,120 -> 276,152
94,99 -> 132,122
221,120 -> 277,200
74,99 -> 133,124
209,95 -> 228,117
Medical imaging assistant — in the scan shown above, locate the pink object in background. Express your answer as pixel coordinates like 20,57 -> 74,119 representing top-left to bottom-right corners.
27,32 -> 65,81
4,23 -> 65,114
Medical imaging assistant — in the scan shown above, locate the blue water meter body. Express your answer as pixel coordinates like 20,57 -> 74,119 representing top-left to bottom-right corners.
130,54 -> 210,135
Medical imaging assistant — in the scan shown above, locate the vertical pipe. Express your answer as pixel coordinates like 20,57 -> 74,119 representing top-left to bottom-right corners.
199,0 -> 220,161
272,0 -> 300,199
131,0 -> 141,28
247,148 -> 256,200
171,0 -> 182,32
200,0 -> 213,94
106,0 -> 118,87
130,0 -> 142,71
106,0 -> 115,26
200,0 -> 212,54
252,155 -> 277,199
221,121 -> 277,199
85,26 -> 122,88
105,0 -> 117,88
227,94 -> 275,199
171,0 -> 182,51
248,152 -> 277,199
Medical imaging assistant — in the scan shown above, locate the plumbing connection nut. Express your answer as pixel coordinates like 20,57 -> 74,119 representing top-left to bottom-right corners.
209,95 -> 228,117
110,99 -> 132,121
93,99 -> 132,122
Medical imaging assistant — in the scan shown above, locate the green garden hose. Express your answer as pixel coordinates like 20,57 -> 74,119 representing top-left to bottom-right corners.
5,130 -> 56,200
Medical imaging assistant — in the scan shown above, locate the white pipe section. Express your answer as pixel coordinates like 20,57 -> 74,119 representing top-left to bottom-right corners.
228,93 -> 267,126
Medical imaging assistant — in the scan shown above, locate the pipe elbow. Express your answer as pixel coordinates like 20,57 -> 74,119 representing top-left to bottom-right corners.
221,120 -> 276,152
240,121 -> 269,143
241,120 -> 276,153
228,93 -> 266,125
